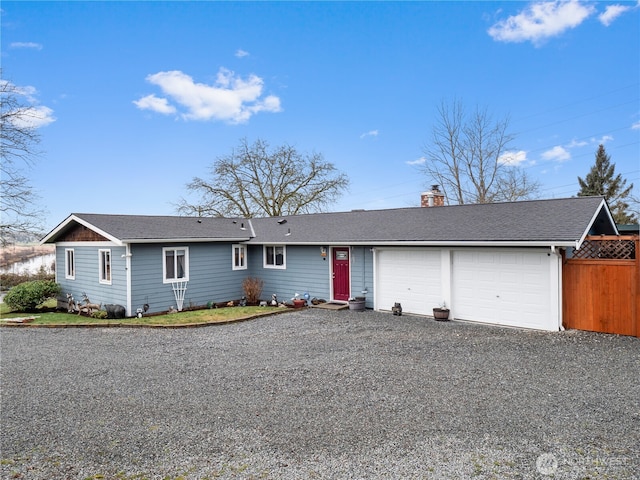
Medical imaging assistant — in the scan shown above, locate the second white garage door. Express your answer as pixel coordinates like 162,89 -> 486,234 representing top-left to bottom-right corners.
452,250 -> 553,330
376,248 -> 442,316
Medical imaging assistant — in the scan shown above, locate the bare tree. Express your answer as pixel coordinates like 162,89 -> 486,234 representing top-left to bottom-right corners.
1,76 -> 49,245
422,99 -> 539,204
177,138 -> 350,217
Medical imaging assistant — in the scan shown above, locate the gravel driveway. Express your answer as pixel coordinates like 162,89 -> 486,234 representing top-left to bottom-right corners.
1,309 -> 639,479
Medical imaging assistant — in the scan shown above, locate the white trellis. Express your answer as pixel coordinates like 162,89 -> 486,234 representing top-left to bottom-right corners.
172,281 -> 188,312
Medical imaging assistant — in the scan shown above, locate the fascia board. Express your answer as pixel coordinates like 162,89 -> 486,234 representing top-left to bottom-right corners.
39,214 -> 75,244
123,237 -> 252,244
40,214 -> 124,246
245,240 -> 578,247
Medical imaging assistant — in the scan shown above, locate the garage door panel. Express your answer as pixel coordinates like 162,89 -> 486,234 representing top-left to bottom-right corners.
377,249 -> 441,316
453,250 -> 552,330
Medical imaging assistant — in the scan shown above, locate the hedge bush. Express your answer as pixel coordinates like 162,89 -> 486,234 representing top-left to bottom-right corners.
3,280 -> 61,312
0,269 -> 55,290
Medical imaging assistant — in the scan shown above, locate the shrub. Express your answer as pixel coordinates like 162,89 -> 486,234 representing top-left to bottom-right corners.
91,310 -> 108,319
242,276 -> 264,304
3,280 -> 61,312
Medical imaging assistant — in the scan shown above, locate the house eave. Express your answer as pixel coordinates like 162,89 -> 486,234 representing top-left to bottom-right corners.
245,240 -> 578,247
122,237 -> 252,244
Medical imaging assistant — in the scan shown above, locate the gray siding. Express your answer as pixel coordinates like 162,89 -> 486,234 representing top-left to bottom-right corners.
55,244 -> 127,308
130,243 -> 246,314
349,246 -> 374,308
247,245 -> 375,307
247,245 -> 331,303
55,241 -> 376,314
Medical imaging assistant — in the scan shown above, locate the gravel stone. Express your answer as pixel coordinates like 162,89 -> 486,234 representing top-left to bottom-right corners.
1,309 -> 639,479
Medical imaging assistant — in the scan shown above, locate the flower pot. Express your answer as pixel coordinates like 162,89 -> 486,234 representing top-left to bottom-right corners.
293,299 -> 306,308
433,308 -> 450,321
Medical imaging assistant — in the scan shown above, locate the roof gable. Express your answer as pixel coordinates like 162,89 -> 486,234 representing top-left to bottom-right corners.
41,213 -> 253,244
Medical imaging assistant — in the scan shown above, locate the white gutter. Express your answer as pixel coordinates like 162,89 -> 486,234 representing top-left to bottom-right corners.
122,237 -> 252,244
245,240 -> 579,247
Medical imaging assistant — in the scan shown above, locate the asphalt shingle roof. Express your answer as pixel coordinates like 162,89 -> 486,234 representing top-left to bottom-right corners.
42,197 -> 614,246
48,214 -> 252,243
249,196 -> 612,245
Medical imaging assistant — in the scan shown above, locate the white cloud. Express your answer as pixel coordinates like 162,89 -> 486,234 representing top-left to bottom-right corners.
632,121 -> 640,130
133,94 -> 177,115
488,0 -> 595,46
10,41 -> 43,50
542,145 -> 571,162
596,135 -> 613,144
8,105 -> 55,129
1,80 -> 55,128
599,4 -> 630,26
406,156 -> 426,166
498,150 -> 528,166
235,49 -> 249,58
566,138 -> 588,148
360,130 -> 379,139
134,68 -> 282,124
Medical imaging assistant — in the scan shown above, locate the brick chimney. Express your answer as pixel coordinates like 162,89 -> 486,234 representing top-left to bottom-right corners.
421,185 -> 445,207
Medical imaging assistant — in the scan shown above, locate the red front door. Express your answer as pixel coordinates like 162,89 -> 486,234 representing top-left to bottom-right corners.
332,247 -> 350,301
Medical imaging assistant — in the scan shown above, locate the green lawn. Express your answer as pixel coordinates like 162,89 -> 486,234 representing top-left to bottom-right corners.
0,301 -> 288,327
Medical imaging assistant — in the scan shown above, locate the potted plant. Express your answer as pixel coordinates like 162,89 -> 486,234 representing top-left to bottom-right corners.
292,293 -> 306,308
433,302 -> 450,321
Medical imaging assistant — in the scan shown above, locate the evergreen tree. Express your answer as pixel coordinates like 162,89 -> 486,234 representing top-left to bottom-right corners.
577,144 -> 636,224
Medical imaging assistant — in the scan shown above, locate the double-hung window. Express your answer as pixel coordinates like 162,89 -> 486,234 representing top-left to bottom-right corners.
264,245 -> 286,269
99,249 -> 111,284
65,249 -> 75,279
232,244 -> 247,270
163,247 -> 189,283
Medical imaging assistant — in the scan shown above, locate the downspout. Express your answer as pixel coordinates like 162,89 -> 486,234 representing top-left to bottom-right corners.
362,246 -> 367,295
125,243 -> 132,316
371,248 -> 378,310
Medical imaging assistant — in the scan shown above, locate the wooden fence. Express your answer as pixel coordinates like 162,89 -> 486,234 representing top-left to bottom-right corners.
563,235 -> 638,337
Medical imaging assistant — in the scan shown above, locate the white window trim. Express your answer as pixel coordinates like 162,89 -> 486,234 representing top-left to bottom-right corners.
65,248 -> 75,280
232,244 -> 247,271
263,245 -> 286,269
98,249 -> 112,285
162,246 -> 190,283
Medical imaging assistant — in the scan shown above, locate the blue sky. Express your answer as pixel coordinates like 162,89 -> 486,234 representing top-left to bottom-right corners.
2,1 -> 639,231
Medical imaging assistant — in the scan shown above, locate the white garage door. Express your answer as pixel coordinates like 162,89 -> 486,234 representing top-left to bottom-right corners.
453,250 -> 552,330
376,249 -> 442,316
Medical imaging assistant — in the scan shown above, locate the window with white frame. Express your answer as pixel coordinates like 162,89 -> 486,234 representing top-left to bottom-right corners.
232,244 -> 247,270
99,249 -> 111,284
65,249 -> 75,279
264,245 -> 286,269
163,247 -> 189,282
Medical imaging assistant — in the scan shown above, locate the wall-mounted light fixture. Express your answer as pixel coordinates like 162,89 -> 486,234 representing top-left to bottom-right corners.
320,246 -> 327,257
